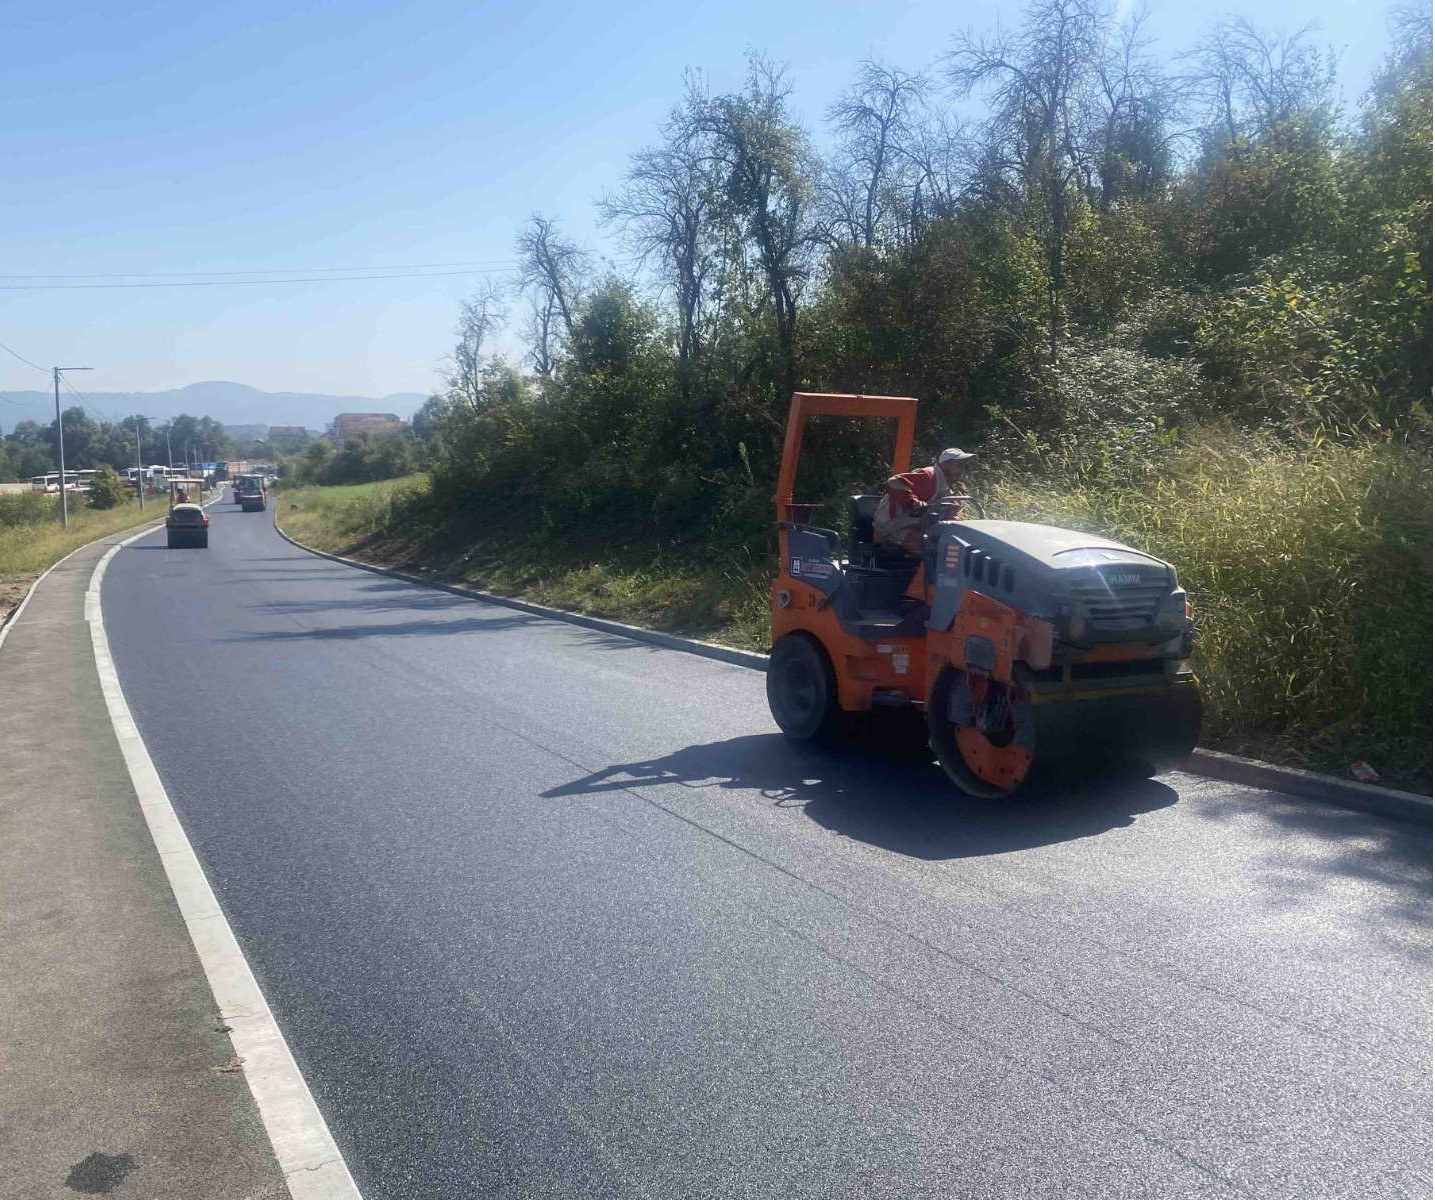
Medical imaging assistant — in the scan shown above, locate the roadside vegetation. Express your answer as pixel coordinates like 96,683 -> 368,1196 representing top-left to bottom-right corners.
280,429 -> 1430,786
283,432 -> 419,487
285,1 -> 1434,786
0,491 -> 163,621
278,477 -> 772,649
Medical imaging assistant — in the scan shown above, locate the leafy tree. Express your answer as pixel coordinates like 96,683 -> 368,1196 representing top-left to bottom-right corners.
2,421 -> 56,482
319,433 -> 417,485
296,439 -> 334,483
410,395 -> 447,459
411,4 -> 1430,567
49,407 -> 101,468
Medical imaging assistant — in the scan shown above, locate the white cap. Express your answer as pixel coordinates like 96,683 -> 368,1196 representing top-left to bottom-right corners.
938,447 -> 976,464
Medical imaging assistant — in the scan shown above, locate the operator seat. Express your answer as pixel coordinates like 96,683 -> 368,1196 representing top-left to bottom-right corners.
847,494 -> 880,565
844,494 -> 922,617
848,494 -> 919,570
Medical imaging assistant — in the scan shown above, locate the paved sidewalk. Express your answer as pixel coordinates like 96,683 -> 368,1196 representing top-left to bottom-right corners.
0,531 -> 289,1199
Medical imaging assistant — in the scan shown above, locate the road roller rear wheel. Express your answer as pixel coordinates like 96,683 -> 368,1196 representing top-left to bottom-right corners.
767,634 -> 843,742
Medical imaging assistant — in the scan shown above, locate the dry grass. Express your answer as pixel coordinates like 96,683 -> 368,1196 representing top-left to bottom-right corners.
991,431 -> 1431,784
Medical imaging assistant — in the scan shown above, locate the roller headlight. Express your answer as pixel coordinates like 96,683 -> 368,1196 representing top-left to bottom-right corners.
1157,589 -> 1190,632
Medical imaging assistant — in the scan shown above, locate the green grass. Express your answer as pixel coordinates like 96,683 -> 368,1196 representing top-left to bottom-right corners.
276,432 -> 1431,786
276,475 -> 431,547
0,492 -> 168,615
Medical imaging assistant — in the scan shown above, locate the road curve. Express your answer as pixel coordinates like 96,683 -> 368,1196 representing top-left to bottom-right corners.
100,496 -> 1432,1200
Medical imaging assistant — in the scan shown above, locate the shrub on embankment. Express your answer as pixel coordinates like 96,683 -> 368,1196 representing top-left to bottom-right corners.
280,429 -> 1431,785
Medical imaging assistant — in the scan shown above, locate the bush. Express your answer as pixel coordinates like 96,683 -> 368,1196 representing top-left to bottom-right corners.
0,491 -> 57,528
86,466 -> 129,510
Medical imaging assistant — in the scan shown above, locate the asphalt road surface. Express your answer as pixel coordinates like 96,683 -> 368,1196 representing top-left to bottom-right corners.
101,495 -> 1432,1200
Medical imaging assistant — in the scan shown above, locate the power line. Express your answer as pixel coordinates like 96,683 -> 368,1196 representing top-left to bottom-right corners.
0,336 -> 48,374
0,266 -> 516,291
0,336 -> 48,407
59,373 -> 115,425
0,259 -> 515,281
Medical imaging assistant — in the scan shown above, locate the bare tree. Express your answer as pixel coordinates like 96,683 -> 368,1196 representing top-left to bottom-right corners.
1090,7 -> 1181,207
516,214 -> 589,375
899,106 -> 974,240
946,0 -> 1106,360
1187,17 -> 1335,149
601,75 -> 724,400
824,61 -> 928,248
449,279 -> 507,412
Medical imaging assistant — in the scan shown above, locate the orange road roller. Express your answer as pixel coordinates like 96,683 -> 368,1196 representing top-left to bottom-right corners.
766,392 -> 1201,798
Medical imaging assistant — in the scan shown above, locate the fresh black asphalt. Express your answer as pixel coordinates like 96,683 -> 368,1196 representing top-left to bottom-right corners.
100,496 -> 1432,1199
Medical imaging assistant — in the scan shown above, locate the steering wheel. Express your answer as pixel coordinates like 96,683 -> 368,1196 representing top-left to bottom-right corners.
926,493 -> 986,523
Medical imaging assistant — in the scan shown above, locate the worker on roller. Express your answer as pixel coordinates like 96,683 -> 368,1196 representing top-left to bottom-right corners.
873,447 -> 976,555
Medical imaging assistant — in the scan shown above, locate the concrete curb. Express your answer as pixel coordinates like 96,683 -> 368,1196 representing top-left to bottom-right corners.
1186,748 -> 1430,826
273,516 -> 1431,827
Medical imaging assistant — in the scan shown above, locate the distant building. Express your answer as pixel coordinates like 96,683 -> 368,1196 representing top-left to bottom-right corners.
330,412 -> 406,444
266,425 -> 309,452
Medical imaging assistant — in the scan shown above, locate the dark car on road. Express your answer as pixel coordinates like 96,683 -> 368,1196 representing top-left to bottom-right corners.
165,502 -> 210,548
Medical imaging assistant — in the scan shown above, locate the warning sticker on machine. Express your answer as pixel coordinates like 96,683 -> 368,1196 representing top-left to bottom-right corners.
943,543 -> 962,570
791,557 -> 835,579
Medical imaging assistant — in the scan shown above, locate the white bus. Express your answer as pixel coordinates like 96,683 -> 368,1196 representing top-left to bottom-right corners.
29,471 -> 90,493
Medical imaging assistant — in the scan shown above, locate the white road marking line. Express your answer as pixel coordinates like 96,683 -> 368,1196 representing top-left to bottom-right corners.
88,523 -> 363,1200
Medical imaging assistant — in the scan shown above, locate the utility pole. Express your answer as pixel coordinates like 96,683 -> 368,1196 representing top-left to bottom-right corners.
164,426 -> 173,469
134,417 -> 145,511
52,366 -> 93,529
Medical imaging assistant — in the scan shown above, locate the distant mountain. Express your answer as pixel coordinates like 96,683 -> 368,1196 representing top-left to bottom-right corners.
0,380 -> 432,432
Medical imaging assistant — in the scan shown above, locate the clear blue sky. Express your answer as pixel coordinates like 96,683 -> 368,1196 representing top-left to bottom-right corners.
0,0 -> 1402,408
